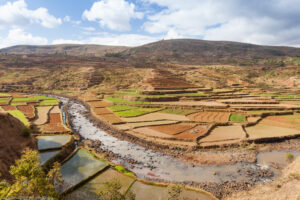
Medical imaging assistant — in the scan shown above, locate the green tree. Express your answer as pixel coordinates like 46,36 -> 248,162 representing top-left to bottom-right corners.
0,148 -> 62,200
98,178 -> 135,200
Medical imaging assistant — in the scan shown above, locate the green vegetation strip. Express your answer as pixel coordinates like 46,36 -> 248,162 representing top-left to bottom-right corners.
114,165 -> 135,177
230,114 -> 246,123
0,93 -> 11,97
108,105 -> 139,112
170,93 -> 206,97
115,107 -> 162,117
105,97 -> 150,104
8,110 -> 30,126
12,96 -> 56,102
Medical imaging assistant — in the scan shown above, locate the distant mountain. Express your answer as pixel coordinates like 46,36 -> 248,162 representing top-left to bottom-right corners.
1,39 -> 300,65
122,39 -> 300,64
0,44 -> 130,57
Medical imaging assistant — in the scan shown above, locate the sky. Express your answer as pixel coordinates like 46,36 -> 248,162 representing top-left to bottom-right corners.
0,0 -> 300,48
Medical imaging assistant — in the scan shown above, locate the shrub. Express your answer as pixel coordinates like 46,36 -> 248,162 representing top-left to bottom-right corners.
285,153 -> 294,163
21,128 -> 31,137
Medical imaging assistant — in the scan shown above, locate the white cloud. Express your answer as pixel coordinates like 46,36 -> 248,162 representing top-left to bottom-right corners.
0,0 -> 61,28
143,0 -> 300,46
53,33 -> 160,46
0,28 -> 48,48
63,15 -> 71,22
82,0 -> 143,31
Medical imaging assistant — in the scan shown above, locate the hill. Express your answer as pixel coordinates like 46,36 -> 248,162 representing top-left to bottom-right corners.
0,44 -> 129,57
123,39 -> 300,65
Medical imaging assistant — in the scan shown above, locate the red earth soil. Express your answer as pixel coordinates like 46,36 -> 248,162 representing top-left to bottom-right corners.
175,125 -> 212,140
17,105 -> 35,119
2,105 -> 16,111
149,123 -> 197,135
187,112 -> 230,123
0,112 -> 36,182
41,113 -> 69,133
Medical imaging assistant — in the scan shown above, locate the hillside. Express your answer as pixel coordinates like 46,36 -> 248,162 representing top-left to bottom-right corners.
0,44 -> 129,57
123,39 -> 300,65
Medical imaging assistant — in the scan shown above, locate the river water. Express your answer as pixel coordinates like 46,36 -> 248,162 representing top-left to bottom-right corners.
56,96 -> 300,184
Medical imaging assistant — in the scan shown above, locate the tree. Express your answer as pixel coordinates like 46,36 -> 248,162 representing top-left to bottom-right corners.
98,178 -> 135,200
0,148 -> 62,200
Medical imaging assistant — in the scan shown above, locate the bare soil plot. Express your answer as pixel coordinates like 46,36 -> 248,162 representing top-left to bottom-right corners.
129,181 -> 169,200
121,112 -> 189,123
34,106 -> 52,125
133,127 -> 174,138
187,112 -> 230,123
149,123 -> 197,135
93,107 -> 113,115
88,100 -> 113,108
200,125 -> 246,143
125,120 -> 178,129
247,116 -> 261,123
17,105 -> 35,119
262,115 -> 300,129
40,113 -> 69,133
96,113 -> 123,124
50,106 -> 61,113
2,105 -> 16,111
175,124 -> 212,140
65,168 -> 135,200
246,122 -> 300,139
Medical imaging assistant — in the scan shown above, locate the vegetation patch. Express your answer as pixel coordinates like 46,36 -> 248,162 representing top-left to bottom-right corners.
114,165 -> 135,177
230,114 -> 246,123
114,107 -> 162,117
105,97 -> 150,104
8,110 -> 29,126
108,104 -> 139,112
12,96 -> 56,102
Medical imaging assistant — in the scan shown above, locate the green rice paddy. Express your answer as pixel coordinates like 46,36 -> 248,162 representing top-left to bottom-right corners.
8,110 -> 29,126
160,109 -> 196,115
108,105 -> 139,112
114,107 -> 162,117
40,99 -> 59,106
230,114 -> 246,123
105,97 -> 150,104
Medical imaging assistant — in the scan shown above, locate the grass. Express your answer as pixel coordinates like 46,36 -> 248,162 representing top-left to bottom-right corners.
0,93 -> 11,97
12,96 -> 56,102
40,99 -> 59,106
0,99 -> 9,103
11,102 -> 27,106
230,114 -> 246,123
170,93 -> 206,97
160,109 -> 196,115
8,110 -> 30,126
246,110 -> 289,114
114,165 -> 134,177
108,105 -> 139,112
114,107 -> 162,117
105,97 -> 150,104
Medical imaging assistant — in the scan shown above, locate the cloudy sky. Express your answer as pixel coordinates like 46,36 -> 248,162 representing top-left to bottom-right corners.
0,0 -> 300,48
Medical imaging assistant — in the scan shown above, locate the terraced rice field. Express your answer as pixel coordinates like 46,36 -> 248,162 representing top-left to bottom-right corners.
121,112 -> 189,122
199,125 -> 246,146
188,112 -> 231,123
114,107 -> 162,117
133,127 -> 175,138
246,120 -> 300,139
1,105 -> 16,111
40,113 -> 70,133
17,105 -> 35,119
93,107 -> 113,115
50,106 -> 61,113
175,124 -> 212,140
121,120 -> 178,129
65,168 -> 135,200
37,135 -> 72,150
96,113 -> 123,124
40,150 -> 60,165
34,106 -> 52,125
88,100 -> 113,108
108,104 -> 139,112
149,123 -> 197,135
60,149 -> 108,193
40,99 -> 59,106
7,110 -> 30,126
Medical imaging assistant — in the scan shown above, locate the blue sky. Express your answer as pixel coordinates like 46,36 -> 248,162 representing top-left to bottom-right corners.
0,0 -> 300,48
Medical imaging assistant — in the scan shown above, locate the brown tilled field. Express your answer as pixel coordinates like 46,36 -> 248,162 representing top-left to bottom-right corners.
17,105 -> 35,119
93,108 -> 113,115
2,105 -> 16,111
187,112 -> 230,123
149,123 -> 197,135
40,113 -> 69,133
88,100 -> 113,108
96,113 -> 123,124
175,124 -> 212,140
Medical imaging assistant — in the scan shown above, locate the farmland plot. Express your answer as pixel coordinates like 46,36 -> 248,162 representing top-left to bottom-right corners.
40,113 -> 70,133
37,135 -> 72,150
59,149 -> 108,193
188,112 -> 230,123
17,105 -> 35,119
34,106 -> 52,125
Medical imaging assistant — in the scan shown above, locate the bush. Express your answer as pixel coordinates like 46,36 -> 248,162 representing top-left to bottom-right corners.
21,128 -> 31,137
286,153 -> 294,163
